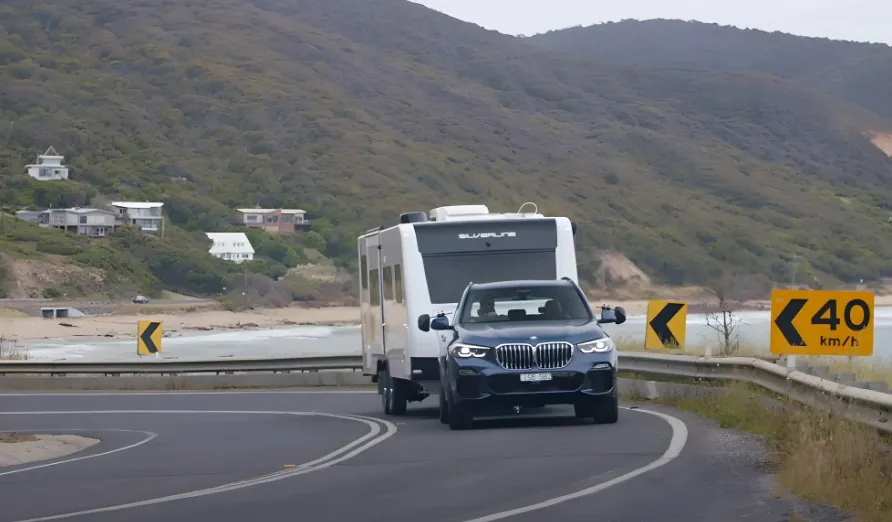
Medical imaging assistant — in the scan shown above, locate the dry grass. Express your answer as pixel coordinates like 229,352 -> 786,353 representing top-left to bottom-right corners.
652,384 -> 892,521
0,337 -> 29,360
0,308 -> 27,318
0,433 -> 38,443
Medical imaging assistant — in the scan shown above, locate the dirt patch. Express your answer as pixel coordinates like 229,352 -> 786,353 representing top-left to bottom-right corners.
869,131 -> 892,157
7,258 -> 107,299
594,251 -> 652,288
0,434 -> 100,467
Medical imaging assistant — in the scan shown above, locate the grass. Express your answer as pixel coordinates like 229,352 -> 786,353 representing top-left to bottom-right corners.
0,433 -> 38,443
637,383 -> 892,521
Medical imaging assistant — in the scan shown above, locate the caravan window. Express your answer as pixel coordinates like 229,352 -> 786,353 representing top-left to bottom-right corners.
369,268 -> 380,304
394,264 -> 404,303
360,254 -> 368,289
383,266 -> 394,302
421,250 -> 557,304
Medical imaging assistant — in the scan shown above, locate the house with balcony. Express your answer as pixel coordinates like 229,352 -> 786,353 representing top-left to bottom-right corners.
45,208 -> 118,237
25,146 -> 69,181
206,232 -> 255,263
236,205 -> 309,235
110,201 -> 164,235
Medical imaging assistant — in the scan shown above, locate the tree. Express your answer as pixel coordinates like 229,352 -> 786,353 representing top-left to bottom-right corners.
704,272 -> 743,356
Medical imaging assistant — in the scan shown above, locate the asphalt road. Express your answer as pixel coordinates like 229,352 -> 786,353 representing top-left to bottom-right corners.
0,390 -> 844,522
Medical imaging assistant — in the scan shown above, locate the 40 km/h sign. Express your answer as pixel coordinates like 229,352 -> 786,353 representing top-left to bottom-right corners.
770,289 -> 874,356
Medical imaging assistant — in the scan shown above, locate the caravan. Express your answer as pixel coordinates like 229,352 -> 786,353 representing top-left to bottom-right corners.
357,203 -> 579,415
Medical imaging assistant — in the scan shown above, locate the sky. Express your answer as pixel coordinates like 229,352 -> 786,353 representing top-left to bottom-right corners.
413,0 -> 892,45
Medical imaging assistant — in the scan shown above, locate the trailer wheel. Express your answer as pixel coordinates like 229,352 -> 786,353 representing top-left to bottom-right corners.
389,376 -> 408,415
378,368 -> 392,415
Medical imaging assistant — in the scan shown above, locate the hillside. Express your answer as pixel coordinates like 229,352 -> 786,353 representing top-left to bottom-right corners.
2,0 -> 892,299
527,19 -> 892,120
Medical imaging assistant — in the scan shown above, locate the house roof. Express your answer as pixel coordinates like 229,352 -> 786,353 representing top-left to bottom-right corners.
206,232 -> 255,255
51,207 -> 115,215
111,201 -> 164,209
236,208 -> 305,214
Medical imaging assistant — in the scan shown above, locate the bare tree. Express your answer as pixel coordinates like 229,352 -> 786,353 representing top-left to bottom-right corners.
705,272 -> 743,356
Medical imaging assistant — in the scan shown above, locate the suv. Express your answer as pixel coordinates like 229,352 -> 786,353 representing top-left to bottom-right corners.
418,278 -> 626,430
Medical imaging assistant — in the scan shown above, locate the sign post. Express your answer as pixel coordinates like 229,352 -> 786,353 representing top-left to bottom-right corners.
645,300 -> 687,351
137,320 -> 163,357
770,290 -> 874,366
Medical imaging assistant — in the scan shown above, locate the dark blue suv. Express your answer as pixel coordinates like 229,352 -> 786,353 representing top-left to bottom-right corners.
417,278 -> 626,430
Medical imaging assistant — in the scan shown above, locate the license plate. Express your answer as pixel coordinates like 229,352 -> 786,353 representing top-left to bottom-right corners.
520,372 -> 553,382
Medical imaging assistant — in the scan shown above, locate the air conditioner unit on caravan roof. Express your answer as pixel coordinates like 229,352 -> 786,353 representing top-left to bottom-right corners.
428,202 -> 544,222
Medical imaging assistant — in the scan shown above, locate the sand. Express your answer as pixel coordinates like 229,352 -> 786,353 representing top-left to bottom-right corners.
0,306 -> 360,342
2,294 -> 889,343
0,434 -> 100,467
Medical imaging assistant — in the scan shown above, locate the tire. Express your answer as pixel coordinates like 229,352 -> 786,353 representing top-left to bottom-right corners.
378,368 -> 392,415
592,391 -> 619,424
447,395 -> 473,430
389,376 -> 408,416
438,391 -> 449,424
575,391 -> 619,424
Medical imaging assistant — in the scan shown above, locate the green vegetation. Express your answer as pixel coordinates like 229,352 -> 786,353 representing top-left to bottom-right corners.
2,1 -> 892,296
528,19 -> 892,119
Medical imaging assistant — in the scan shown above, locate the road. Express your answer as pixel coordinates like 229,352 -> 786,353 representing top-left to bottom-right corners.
0,390 -> 844,522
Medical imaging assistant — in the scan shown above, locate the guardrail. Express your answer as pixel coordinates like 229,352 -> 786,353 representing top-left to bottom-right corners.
0,355 -> 364,375
0,353 -> 890,433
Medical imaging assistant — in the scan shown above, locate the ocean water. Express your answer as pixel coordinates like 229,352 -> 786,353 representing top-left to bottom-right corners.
19,307 -> 892,363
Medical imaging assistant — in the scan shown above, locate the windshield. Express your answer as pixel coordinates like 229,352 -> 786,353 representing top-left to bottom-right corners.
459,284 -> 592,324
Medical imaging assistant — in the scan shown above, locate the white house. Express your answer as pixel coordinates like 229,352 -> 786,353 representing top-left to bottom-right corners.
26,146 -> 69,181
110,202 -> 164,234
206,232 -> 255,263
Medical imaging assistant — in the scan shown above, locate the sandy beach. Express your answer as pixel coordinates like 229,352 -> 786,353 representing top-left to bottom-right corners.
2,294 -> 889,342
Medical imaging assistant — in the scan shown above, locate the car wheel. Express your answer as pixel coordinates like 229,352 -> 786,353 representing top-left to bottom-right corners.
592,391 -> 619,424
447,395 -> 473,430
438,391 -> 448,424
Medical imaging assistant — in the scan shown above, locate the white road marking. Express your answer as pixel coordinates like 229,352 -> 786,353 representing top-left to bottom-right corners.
0,428 -> 157,478
460,406 -> 689,522
0,410 -> 397,522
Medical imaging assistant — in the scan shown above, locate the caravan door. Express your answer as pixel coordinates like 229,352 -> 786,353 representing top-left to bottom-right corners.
364,233 -> 386,369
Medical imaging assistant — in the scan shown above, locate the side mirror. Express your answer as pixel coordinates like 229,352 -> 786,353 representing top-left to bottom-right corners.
417,314 -> 431,332
430,315 -> 452,331
614,306 -> 626,325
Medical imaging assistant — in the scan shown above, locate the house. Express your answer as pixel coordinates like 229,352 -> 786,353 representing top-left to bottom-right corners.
15,210 -> 46,224
206,232 -> 254,263
110,202 -> 164,234
25,146 -> 69,181
44,208 -> 117,237
236,205 -> 309,235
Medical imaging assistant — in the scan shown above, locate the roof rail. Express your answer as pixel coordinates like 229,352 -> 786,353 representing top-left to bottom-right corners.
363,226 -> 382,235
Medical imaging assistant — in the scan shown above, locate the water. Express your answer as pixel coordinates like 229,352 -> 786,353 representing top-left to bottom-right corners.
19,307 -> 892,363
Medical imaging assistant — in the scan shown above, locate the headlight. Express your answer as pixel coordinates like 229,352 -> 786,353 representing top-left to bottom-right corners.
578,338 -> 615,354
450,343 -> 489,358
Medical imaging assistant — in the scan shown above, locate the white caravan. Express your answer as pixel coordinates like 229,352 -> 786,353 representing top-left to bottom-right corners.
357,203 -> 579,415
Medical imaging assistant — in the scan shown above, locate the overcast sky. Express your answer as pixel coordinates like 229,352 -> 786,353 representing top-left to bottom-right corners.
414,0 -> 892,45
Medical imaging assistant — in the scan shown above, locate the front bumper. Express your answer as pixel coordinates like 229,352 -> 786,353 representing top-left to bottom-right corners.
445,350 -> 616,413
